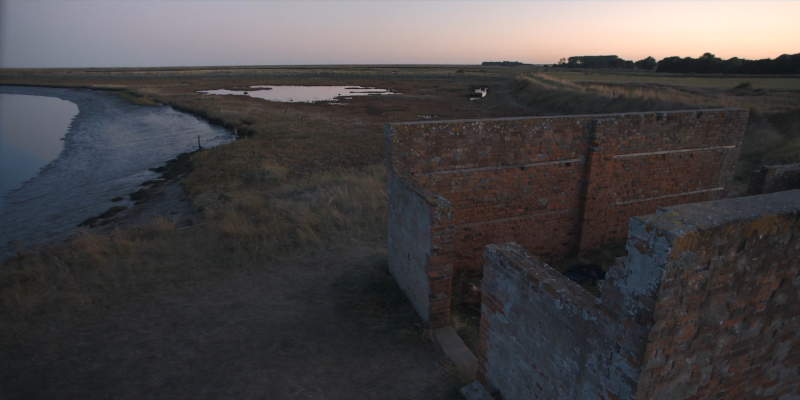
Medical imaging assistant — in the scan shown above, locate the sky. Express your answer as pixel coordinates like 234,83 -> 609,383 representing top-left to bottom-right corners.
0,0 -> 798,68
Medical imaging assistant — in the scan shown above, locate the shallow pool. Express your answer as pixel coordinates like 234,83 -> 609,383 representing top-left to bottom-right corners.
198,85 -> 396,103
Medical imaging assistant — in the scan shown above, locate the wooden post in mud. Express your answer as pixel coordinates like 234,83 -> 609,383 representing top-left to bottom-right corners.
197,135 -> 203,151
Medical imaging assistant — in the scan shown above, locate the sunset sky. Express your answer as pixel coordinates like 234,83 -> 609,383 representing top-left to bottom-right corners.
1,1 -> 798,68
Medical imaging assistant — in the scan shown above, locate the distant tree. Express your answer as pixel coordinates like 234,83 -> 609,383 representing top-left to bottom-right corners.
656,52 -> 799,74
696,52 -> 722,73
720,57 -> 744,74
656,56 -> 684,72
635,56 -> 656,70
481,61 -> 526,67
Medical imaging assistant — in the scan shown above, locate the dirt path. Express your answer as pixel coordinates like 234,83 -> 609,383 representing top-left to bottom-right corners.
2,248 -> 461,399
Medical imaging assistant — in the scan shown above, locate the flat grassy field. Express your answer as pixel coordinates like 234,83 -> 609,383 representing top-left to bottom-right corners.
542,69 -> 800,90
0,65 -> 798,399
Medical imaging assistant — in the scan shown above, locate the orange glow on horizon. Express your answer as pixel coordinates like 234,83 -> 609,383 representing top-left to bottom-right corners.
1,1 -> 798,67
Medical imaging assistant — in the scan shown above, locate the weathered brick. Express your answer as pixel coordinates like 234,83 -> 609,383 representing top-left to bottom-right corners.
387,109 -> 748,326
477,191 -> 800,400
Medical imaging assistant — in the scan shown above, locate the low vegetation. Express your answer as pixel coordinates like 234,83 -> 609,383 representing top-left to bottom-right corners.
1,163 -> 386,342
114,89 -> 161,106
0,65 -> 798,345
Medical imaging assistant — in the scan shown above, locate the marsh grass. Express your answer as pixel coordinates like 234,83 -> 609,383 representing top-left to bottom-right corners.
535,70 -> 800,113
114,90 -> 161,106
514,74 -> 697,114
543,69 -> 800,91
0,161 -> 387,338
525,72 -> 732,110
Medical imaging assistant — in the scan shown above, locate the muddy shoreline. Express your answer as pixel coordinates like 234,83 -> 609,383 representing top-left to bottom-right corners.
79,151 -> 200,231
80,86 -> 248,232
0,85 -> 235,260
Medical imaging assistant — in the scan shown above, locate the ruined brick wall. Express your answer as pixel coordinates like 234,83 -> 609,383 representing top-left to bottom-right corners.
477,190 -> 800,400
387,109 -> 747,326
579,110 -> 745,249
749,163 -> 800,194
388,117 -> 592,325
479,244 -> 647,400
633,191 -> 800,399
389,116 -> 592,259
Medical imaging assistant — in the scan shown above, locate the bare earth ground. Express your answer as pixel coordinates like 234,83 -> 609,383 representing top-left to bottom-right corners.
1,65 -> 798,399
2,247 -> 461,399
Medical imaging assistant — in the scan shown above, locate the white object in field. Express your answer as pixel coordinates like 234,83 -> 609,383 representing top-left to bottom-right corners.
469,87 -> 488,101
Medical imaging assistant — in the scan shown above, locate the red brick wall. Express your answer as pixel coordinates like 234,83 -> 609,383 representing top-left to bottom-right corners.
633,193 -> 800,399
390,116 -> 594,309
389,117 -> 591,176
387,109 -> 748,326
580,111 -> 747,250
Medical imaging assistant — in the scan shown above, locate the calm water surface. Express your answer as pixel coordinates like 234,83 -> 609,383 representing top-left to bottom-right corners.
0,86 -> 234,259
0,94 -> 78,207
199,85 -> 396,103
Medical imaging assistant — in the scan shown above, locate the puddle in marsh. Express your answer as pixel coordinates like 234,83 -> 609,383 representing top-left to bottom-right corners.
198,85 -> 396,103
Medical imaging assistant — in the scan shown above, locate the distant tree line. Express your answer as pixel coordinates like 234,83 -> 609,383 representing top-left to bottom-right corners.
481,61 -> 528,66
557,53 -> 800,74
563,55 -> 634,69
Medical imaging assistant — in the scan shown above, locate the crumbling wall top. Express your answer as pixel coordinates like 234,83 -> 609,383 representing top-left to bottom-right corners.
636,189 -> 800,239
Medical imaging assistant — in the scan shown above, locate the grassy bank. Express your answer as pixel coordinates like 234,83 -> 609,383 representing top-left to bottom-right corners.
541,69 -> 800,91
1,164 -> 386,341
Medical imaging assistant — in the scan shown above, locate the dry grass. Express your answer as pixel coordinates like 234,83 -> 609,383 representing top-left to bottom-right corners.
0,162 -> 387,340
535,70 -> 800,113
194,163 -> 388,254
543,69 -> 800,91
513,74 -> 697,115
114,89 -> 161,106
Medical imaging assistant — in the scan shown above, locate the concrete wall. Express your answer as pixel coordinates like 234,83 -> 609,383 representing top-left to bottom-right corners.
387,175 -> 434,321
387,109 -> 748,326
477,190 -> 800,400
